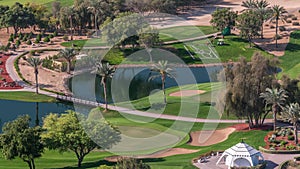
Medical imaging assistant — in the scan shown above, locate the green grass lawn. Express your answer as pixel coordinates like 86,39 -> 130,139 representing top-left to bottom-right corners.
0,129 -> 268,169
115,83 -> 238,120
0,91 -> 56,102
0,0 -> 73,9
169,35 -> 273,64
159,26 -> 218,42
279,30 -> 300,78
61,38 -> 108,48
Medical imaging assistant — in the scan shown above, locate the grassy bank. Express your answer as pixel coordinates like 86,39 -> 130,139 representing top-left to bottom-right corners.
279,30 -> 300,78
0,91 -> 56,102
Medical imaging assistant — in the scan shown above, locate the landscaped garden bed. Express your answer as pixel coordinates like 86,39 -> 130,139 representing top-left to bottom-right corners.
264,127 -> 300,151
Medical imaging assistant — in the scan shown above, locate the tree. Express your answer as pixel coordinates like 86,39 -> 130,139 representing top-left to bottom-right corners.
149,60 -> 174,104
210,8 -> 237,38
270,5 -> 287,48
2,3 -> 35,34
223,53 -> 278,127
94,62 -> 115,111
59,48 -> 77,74
260,88 -> 288,131
42,111 -> 121,167
0,115 -> 44,169
51,1 -> 61,18
241,0 -> 256,10
237,10 -> 262,47
242,0 -> 271,39
26,57 -> 42,94
114,157 -> 150,169
282,103 -> 300,144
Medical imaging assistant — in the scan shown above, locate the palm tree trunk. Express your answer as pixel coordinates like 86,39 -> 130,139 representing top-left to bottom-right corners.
70,16 -> 73,41
162,75 -> 166,104
261,19 -> 264,39
103,79 -> 108,111
295,125 -> 298,144
35,69 -> 39,94
272,104 -> 277,131
67,60 -> 71,74
275,19 -> 278,48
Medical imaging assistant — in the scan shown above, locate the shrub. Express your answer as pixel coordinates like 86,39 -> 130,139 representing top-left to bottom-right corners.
292,16 -> 298,20
288,135 -> 295,140
43,36 -> 50,42
18,33 -> 23,39
16,40 -> 21,47
53,31 -> 58,37
63,35 -> 69,41
6,42 -> 11,49
8,36 -> 14,42
287,145 -> 296,150
30,50 -> 36,56
36,34 -> 41,41
293,22 -> 300,26
35,38 -> 40,44
274,34 -> 282,40
288,14 -> 295,18
270,25 -> 275,29
61,62 -> 68,72
26,40 -> 32,45
279,26 -> 286,31
280,140 -> 288,146
287,20 -> 292,23
22,34 -> 28,42
49,34 -> 54,39
265,24 -> 269,27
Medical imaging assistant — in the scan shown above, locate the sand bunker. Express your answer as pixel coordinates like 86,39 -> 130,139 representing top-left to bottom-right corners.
169,90 -> 206,97
189,128 -> 236,146
104,148 -> 199,162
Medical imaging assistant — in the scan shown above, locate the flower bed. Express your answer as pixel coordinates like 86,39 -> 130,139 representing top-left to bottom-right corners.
264,127 -> 300,151
0,54 -> 23,89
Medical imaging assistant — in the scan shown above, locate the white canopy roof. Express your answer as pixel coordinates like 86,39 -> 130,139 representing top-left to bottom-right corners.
216,141 -> 264,169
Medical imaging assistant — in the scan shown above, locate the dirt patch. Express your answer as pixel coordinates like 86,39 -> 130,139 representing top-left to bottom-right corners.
104,148 -> 199,162
169,90 -> 206,97
189,127 -> 236,146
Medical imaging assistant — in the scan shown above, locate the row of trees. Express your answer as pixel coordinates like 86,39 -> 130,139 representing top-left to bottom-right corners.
0,111 -> 121,169
0,0 -> 196,36
210,0 -> 288,48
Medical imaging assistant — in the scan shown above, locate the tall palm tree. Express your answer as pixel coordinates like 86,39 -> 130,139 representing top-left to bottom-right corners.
149,60 -> 174,104
241,0 -> 256,11
260,88 -> 288,131
95,62 -> 115,111
26,57 -> 42,94
270,5 -> 287,48
254,0 -> 271,39
59,48 -> 77,74
282,103 -> 300,144
242,0 -> 271,39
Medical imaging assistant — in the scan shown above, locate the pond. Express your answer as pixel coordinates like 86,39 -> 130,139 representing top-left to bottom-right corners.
69,66 -> 223,103
0,99 -> 75,129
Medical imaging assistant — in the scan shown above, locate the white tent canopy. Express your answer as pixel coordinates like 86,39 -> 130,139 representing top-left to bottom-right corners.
216,141 -> 264,169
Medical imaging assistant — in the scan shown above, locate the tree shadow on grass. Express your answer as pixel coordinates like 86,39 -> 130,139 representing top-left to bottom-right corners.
52,160 -> 115,169
285,43 -> 300,52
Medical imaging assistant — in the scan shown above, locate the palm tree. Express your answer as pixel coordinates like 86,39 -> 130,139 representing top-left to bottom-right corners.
282,103 -> 300,144
26,57 -> 43,94
149,60 -> 174,104
260,88 -> 288,131
254,0 -> 271,39
270,5 -> 287,48
95,62 -> 115,111
241,0 -> 256,11
59,48 -> 77,74
242,0 -> 271,39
